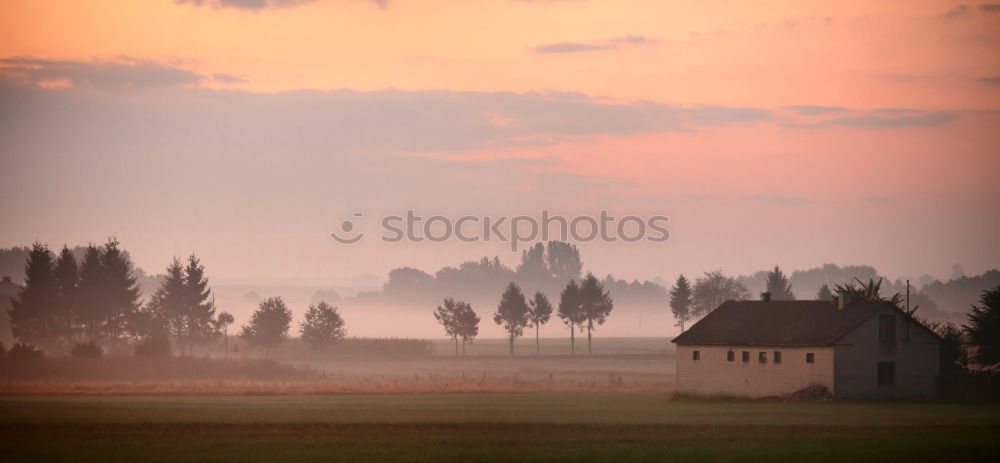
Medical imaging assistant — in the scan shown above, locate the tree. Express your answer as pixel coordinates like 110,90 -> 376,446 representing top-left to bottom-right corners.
75,245 -> 105,342
925,321 -> 968,377
557,279 -> 584,355
182,254 -> 216,355
216,311 -> 234,358
454,300 -> 480,355
965,285 -> 1000,369
99,238 -> 141,347
527,292 -> 553,355
239,297 -> 292,357
816,284 -> 833,301
52,246 -> 79,346
8,243 -> 57,349
578,273 -> 613,356
142,258 -> 187,354
669,274 -> 693,333
434,298 -> 462,356
765,265 -> 795,300
299,301 -> 347,351
547,241 -> 583,284
692,270 -> 750,317
834,278 -> 910,312
493,282 -> 530,356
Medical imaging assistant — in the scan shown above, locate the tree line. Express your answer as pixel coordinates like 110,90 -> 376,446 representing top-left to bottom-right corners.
5,240 -> 347,357
433,273 -> 613,356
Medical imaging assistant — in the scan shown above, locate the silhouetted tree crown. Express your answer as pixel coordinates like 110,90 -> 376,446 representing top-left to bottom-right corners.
557,279 -> 585,354
434,297 -> 478,355
9,243 -> 58,348
816,284 -> 833,301
240,297 -> 292,355
300,301 -> 347,351
527,291 -> 553,355
765,265 -> 795,300
965,285 -> 1000,369
494,282 -> 530,355
692,270 -> 750,317
578,273 -> 614,355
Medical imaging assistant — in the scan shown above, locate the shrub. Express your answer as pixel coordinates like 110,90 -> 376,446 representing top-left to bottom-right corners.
7,343 -> 43,360
134,332 -> 173,358
71,341 -> 104,358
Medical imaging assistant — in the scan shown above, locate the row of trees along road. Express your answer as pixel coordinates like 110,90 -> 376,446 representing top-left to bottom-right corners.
435,273 -> 613,356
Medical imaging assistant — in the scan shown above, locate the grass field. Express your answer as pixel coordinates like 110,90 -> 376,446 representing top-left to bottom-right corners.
1,393 -> 998,462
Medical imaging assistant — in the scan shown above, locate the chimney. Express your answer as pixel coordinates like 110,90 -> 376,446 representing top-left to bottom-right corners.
1,276 -> 10,284
838,291 -> 852,309
761,292 -> 772,302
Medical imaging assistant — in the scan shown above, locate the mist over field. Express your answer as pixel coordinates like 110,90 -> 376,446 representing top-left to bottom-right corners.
2,1 -> 999,461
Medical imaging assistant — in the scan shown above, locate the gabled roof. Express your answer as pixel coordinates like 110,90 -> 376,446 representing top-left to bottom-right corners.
672,300 -> 893,347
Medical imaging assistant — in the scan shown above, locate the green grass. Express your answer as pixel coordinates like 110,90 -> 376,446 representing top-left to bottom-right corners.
1,394 -> 998,462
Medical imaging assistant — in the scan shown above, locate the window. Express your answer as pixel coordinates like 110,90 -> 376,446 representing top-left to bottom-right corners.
727,351 -> 734,362
806,353 -> 815,363
773,351 -> 782,364
877,361 -> 896,386
692,350 -> 700,361
879,315 -> 896,343
758,352 -> 767,363
741,351 -> 750,363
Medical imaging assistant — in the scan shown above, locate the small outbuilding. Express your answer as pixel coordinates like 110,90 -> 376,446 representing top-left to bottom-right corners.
671,294 -> 942,399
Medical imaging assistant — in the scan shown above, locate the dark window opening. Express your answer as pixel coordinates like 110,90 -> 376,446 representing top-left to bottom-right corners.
773,351 -> 782,364
727,351 -> 734,362
806,353 -> 815,363
879,314 -> 896,344
877,361 -> 896,386
741,351 -> 750,363
692,350 -> 700,361
758,352 -> 767,363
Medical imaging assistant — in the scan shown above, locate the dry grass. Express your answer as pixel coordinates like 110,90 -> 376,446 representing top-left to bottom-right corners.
0,376 -> 673,395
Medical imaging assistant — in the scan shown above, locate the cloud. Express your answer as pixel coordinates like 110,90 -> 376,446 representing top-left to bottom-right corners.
979,75 -> 1000,85
941,4 -> 971,19
533,35 -> 651,54
0,57 -> 204,89
784,105 -> 849,116
212,73 -> 247,84
813,110 -> 955,128
748,195 -> 814,207
534,42 -> 614,54
173,0 -> 319,11
979,4 -> 1000,13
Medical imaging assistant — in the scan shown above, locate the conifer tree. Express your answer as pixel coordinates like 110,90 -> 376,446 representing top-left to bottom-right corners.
765,265 -> 795,300
52,246 -> 79,346
9,243 -> 57,348
182,254 -> 215,355
76,245 -> 104,342
99,238 -> 141,346
670,274 -> 693,333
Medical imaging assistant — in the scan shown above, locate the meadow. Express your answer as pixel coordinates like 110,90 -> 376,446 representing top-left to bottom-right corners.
1,393 -> 998,462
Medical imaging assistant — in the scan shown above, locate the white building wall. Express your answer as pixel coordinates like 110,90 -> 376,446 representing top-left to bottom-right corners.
675,345 -> 834,398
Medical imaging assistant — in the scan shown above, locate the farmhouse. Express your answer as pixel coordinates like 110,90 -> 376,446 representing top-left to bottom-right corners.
672,294 -> 942,399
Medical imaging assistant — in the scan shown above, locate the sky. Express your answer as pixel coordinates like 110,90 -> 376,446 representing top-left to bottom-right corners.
0,0 -> 998,287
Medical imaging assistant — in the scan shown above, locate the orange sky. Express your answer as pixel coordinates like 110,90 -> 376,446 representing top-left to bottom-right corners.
0,0 -> 998,283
